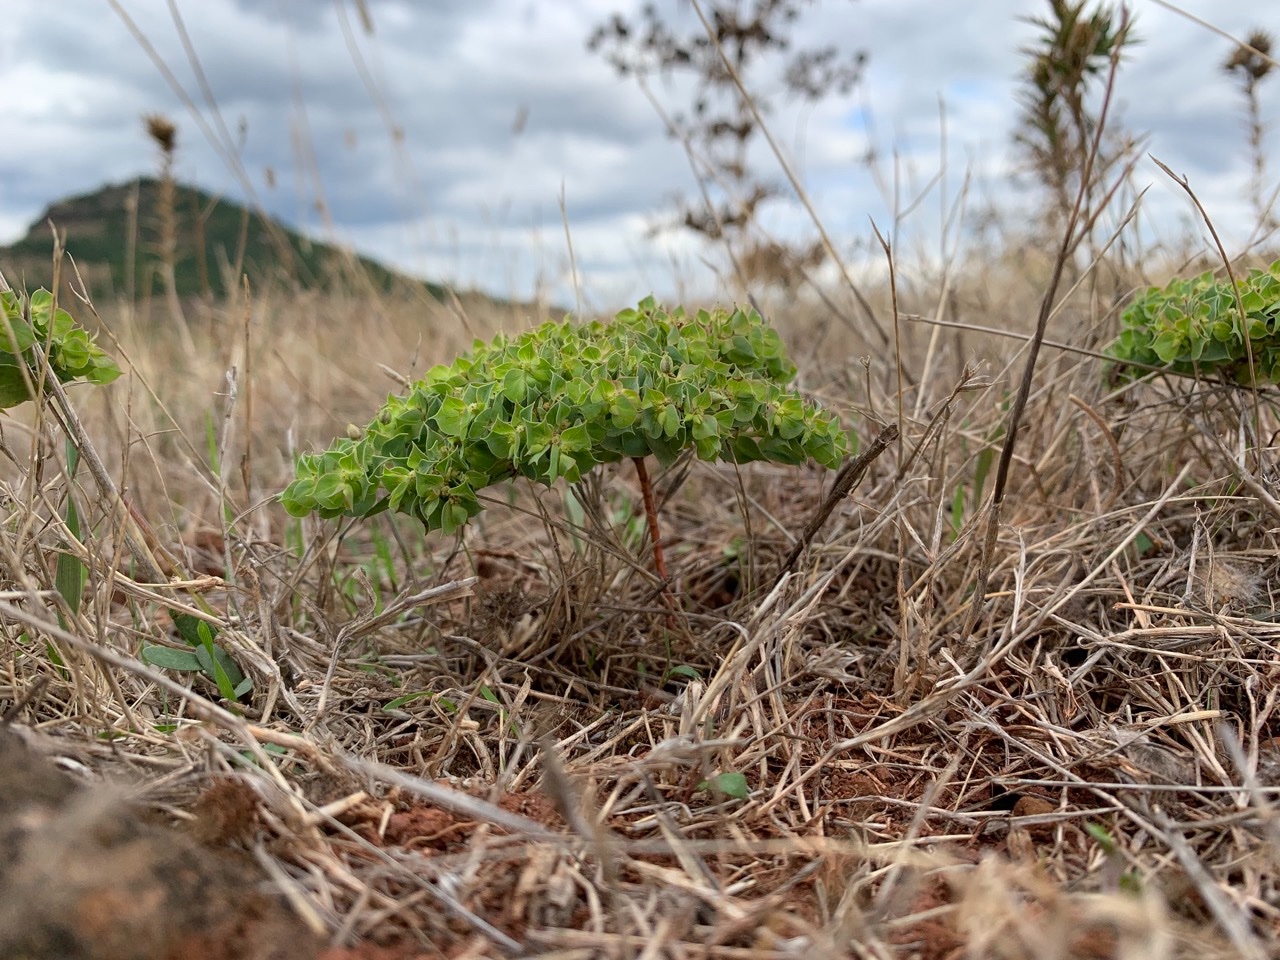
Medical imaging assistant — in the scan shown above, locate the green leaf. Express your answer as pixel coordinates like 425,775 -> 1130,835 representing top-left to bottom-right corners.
28,290 -> 57,330
385,690 -> 436,710
1085,822 -> 1116,853
692,414 -> 719,441
86,353 -> 122,385
667,664 -> 701,681
610,392 -> 640,428
661,403 -> 681,438
441,501 -> 471,535
698,771 -> 750,800
311,473 -> 349,511
55,438 -> 85,618
280,476 -> 316,516
54,512 -> 85,617
434,397 -> 470,437
141,644 -> 203,671
0,355 -> 38,408
0,311 -> 36,354
726,334 -> 756,364
1151,331 -> 1183,364
950,484 -> 966,535
173,613 -> 215,646
694,434 -> 720,460
547,443 -> 564,484
560,422 -> 594,453
195,639 -> 245,702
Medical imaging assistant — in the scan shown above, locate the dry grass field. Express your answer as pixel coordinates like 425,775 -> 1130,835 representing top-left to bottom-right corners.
2,5 -> 1280,959
0,237 -> 1277,960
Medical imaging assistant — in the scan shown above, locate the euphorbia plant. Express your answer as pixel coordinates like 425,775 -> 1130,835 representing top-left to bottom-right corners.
0,282 -> 252,698
1107,258 -> 1280,384
0,288 -> 121,403
282,296 -> 850,588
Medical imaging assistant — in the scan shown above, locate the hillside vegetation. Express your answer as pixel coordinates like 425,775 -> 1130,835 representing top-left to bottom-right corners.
0,177 -> 445,301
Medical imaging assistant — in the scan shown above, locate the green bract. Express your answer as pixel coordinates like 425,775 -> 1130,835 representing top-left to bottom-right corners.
0,289 -> 121,407
282,297 -> 851,534
1107,259 -> 1280,384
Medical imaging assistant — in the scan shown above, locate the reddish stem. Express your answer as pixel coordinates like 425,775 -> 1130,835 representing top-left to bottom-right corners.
632,457 -> 675,607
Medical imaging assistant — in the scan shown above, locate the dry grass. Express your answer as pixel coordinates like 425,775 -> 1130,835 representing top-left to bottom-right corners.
0,245 -> 1277,960
1,5 -> 1277,954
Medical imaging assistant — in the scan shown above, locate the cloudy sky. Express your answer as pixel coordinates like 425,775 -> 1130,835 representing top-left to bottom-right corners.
2,1 -> 1276,308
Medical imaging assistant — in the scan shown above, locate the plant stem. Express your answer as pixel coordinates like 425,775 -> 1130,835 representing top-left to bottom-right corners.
632,457 -> 675,605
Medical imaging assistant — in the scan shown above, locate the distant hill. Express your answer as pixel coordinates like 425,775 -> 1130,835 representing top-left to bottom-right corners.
0,177 -> 448,302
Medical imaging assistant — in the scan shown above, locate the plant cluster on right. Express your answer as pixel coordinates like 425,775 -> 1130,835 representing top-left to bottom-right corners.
1107,259 -> 1280,383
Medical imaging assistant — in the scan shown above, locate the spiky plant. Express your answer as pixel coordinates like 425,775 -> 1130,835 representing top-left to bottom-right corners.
1224,29 -> 1277,226
1014,0 -> 1136,232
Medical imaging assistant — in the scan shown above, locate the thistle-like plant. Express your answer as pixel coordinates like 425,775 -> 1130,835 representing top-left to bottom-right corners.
1106,259 -> 1280,384
282,297 -> 850,583
1013,0 -> 1137,236
1223,30 -> 1277,226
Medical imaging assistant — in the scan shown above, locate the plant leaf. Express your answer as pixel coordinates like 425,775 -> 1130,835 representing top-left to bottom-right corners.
141,644 -> 203,671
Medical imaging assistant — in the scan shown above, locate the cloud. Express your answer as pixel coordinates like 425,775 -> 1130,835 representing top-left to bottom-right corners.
2,0 -> 1277,307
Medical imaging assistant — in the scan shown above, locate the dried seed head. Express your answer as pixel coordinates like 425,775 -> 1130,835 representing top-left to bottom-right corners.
1198,560 -> 1261,612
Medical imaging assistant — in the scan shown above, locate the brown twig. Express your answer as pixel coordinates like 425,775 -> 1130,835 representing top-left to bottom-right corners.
960,8 -> 1133,650
687,0 -> 889,348
774,422 -> 898,585
1150,155 -> 1263,469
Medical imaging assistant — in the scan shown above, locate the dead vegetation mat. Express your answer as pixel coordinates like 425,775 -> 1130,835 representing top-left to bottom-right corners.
0,313 -> 1278,959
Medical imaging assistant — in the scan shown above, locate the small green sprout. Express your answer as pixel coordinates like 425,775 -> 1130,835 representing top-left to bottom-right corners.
141,614 -> 253,701
282,298 -> 850,569
1107,259 -> 1280,384
698,771 -> 750,800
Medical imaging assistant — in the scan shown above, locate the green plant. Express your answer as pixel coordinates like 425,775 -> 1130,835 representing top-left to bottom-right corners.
1,286 -> 123,659
141,614 -> 253,702
0,289 -> 121,405
283,297 -> 850,584
697,770 -> 750,801
0,285 -> 251,703
1085,822 -> 1143,893
54,438 -> 86,629
1106,259 -> 1280,383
